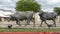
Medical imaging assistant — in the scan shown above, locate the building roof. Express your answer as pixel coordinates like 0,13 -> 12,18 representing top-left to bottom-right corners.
0,9 -> 15,17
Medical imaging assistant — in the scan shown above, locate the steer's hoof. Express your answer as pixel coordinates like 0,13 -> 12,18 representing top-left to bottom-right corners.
18,24 -> 21,26
55,25 -> 56,27
33,25 -> 35,27
39,25 -> 42,27
25,24 -> 27,26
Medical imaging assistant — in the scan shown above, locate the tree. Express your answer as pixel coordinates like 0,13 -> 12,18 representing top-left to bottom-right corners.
15,0 -> 41,12
54,7 -> 60,23
54,7 -> 60,15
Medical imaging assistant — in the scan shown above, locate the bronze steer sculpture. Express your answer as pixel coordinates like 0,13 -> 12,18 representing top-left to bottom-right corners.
39,10 -> 57,27
8,11 -> 35,27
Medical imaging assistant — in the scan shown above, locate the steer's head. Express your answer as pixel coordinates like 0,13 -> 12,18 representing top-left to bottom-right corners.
39,10 -> 44,16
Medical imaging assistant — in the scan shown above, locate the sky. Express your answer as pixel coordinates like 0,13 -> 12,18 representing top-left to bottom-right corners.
0,0 -> 60,12
0,0 -> 18,11
36,0 -> 60,12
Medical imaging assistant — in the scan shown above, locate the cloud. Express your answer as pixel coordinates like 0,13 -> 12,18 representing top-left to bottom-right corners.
0,0 -> 60,11
46,0 -> 60,4
38,0 -> 60,4
36,0 -> 60,11
0,0 -> 18,11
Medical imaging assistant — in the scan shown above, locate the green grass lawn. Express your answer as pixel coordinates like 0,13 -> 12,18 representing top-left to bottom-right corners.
0,28 -> 60,32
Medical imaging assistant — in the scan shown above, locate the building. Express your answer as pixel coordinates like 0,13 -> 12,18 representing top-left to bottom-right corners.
0,9 -> 15,21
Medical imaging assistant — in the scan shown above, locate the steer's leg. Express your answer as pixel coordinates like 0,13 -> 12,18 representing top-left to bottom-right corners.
25,19 -> 30,26
39,20 -> 43,27
16,19 -> 21,26
44,20 -> 48,26
27,20 -> 30,25
30,19 -> 35,27
33,20 -> 35,27
18,19 -> 21,26
52,19 -> 56,27
8,18 -> 12,22
25,20 -> 29,26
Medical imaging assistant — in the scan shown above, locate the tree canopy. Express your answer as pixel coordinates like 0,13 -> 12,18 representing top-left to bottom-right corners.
54,7 -> 60,15
15,0 -> 41,12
